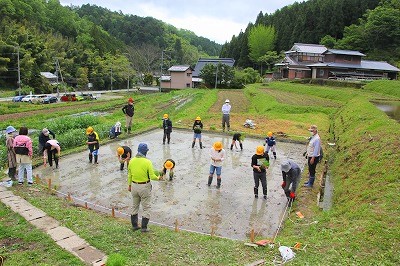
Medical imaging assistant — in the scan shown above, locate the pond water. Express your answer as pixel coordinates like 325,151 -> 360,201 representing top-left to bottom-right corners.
34,129 -> 306,241
372,101 -> 400,122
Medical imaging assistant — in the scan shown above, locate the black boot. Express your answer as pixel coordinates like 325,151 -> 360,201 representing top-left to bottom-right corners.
169,173 -> 174,181
263,188 -> 267,200
216,178 -> 221,189
240,143 -> 243,150
127,127 -> 131,134
89,154 -> 93,163
207,176 -> 213,186
273,152 -> 276,159
120,163 -> 124,171
141,217 -> 150,232
192,141 -> 195,148
94,155 -> 98,164
254,187 -> 258,198
230,144 -> 233,150
200,142 -> 203,149
130,214 -> 140,231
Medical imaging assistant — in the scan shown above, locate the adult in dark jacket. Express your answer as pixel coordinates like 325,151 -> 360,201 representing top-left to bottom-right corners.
162,113 -> 173,144
122,97 -> 135,133
38,128 -> 55,155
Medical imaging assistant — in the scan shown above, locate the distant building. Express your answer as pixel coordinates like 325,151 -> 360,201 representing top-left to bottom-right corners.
192,58 -> 235,78
276,43 -> 399,80
160,65 -> 194,89
40,72 -> 59,85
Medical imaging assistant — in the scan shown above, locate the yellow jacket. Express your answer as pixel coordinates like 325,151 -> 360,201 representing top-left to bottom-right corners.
128,156 -> 159,184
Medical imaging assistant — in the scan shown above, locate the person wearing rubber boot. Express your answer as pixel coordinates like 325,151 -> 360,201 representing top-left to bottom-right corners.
265,131 -> 277,159
208,141 -> 225,188
222,99 -> 231,132
162,113 -> 173,144
281,160 -> 301,206
122,97 -> 135,134
43,139 -> 61,168
304,125 -> 321,188
86,126 -> 99,164
251,146 -> 269,199
161,159 -> 175,181
117,146 -> 131,171
128,143 -> 163,232
192,116 -> 203,149
5,126 -> 17,181
230,132 -> 243,150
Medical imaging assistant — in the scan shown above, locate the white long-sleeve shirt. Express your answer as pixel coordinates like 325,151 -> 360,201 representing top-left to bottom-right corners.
307,133 -> 321,157
222,103 -> 231,115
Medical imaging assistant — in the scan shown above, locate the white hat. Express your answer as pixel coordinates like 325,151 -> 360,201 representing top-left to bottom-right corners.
225,99 -> 230,103
42,128 -> 50,136
281,161 -> 291,173
6,126 -> 17,134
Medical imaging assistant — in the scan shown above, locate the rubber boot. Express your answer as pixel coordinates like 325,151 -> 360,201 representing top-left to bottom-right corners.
141,217 -> 150,232
222,126 -> 225,132
216,178 -> 221,189
94,155 -> 98,164
263,188 -> 267,200
192,141 -> 195,148
169,172 -> 174,181
254,187 -> 258,198
273,152 -> 276,159
240,143 -> 243,150
200,142 -> 203,149
127,127 -> 131,134
230,144 -> 233,150
89,154 -> 93,163
227,126 -> 230,132
207,176 -> 213,186
130,214 -> 140,231
305,177 -> 315,187
120,163 -> 124,171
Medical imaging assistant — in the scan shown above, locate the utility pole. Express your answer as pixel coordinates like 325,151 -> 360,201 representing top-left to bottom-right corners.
159,50 -> 164,92
110,68 -> 113,91
16,46 -> 21,96
54,58 -> 65,95
214,63 -> 219,89
127,73 -> 130,92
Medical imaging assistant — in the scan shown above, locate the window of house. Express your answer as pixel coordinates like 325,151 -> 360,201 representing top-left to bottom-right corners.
319,69 -> 324,77
187,73 -> 191,77
186,83 -> 191,87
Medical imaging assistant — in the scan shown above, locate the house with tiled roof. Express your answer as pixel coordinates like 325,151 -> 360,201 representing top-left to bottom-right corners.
160,65 -> 194,89
192,58 -> 235,78
276,43 -> 399,80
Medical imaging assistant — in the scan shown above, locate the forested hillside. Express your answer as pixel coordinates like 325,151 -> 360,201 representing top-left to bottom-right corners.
0,0 -> 221,92
220,0 -> 400,68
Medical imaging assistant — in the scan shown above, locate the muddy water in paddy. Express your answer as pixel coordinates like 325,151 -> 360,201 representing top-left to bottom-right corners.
36,129 -> 305,240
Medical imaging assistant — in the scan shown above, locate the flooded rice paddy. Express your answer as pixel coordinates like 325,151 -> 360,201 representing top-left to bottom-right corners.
35,129 -> 306,240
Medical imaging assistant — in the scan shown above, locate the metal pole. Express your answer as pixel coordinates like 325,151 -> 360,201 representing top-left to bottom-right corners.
159,50 -> 164,92
110,68 -> 113,91
214,63 -> 218,89
127,73 -> 130,92
17,46 -> 21,96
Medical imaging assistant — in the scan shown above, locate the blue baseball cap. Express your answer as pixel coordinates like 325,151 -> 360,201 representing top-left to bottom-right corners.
6,126 -> 17,134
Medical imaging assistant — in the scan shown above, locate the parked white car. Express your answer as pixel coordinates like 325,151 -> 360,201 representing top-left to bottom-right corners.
21,95 -> 36,102
21,94 -> 47,103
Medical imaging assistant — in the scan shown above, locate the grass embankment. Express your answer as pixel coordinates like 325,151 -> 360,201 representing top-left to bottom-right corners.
1,80 -> 399,265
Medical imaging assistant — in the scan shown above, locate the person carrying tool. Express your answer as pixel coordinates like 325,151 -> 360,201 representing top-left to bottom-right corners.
161,159 -> 175,181
281,160 -> 301,205
122,97 -> 135,134
264,131 -> 277,159
251,146 -> 269,199
162,113 -> 173,144
222,99 -> 231,132
117,146 -> 132,171
208,141 -> 226,188
128,143 -> 163,232
230,132 -> 243,150
86,126 -> 99,164
192,116 -> 203,149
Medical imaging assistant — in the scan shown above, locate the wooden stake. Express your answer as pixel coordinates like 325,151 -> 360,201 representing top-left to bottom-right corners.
67,193 -> 71,201
35,174 -> 40,184
174,219 -> 179,232
250,228 -> 255,243
211,226 -> 216,237
47,179 -> 52,190
112,207 -> 115,218
85,202 -> 88,209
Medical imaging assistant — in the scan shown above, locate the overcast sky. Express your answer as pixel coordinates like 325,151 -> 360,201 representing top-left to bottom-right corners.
60,0 -> 299,44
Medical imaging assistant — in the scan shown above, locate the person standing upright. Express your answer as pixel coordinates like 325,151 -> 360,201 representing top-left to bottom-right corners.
5,126 -> 17,181
265,131 -> 277,159
122,97 -> 135,134
13,127 -> 33,185
208,141 -> 226,189
86,126 -> 100,164
192,116 -> 203,149
128,143 -> 163,232
251,146 -> 269,199
304,125 -> 321,187
162,113 -> 173,144
221,99 -> 231,132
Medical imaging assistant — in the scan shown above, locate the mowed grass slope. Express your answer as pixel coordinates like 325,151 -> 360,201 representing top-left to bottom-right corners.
1,80 -> 400,265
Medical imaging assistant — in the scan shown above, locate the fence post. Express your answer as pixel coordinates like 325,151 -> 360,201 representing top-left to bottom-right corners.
174,219 -> 179,232
250,228 -> 255,243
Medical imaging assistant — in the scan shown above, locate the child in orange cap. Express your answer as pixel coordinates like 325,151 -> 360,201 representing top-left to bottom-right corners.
161,159 -> 175,181
208,141 -> 226,188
